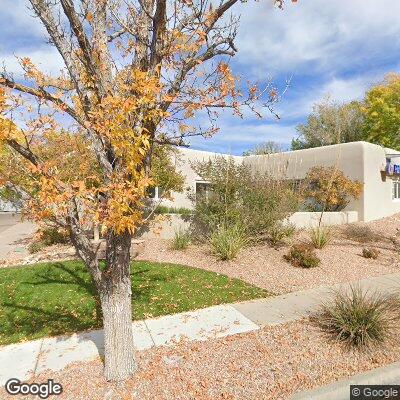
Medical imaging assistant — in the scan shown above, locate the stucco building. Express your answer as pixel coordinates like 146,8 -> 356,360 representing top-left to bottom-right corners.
158,141 -> 400,223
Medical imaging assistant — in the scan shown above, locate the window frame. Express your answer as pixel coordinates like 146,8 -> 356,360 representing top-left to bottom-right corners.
195,181 -> 212,201
392,179 -> 400,201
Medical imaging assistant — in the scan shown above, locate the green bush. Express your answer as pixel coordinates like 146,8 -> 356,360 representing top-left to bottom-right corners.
40,227 -> 69,246
284,243 -> 320,268
310,226 -> 331,249
268,222 -> 296,246
155,206 -> 192,216
190,156 -> 301,243
28,242 -> 46,254
210,225 -> 247,261
318,286 -> 398,348
362,247 -> 380,259
28,227 -> 69,254
171,229 -> 191,250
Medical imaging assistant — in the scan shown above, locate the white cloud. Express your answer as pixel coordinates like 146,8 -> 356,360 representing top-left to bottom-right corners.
189,116 -> 296,154
275,72 -> 379,120
1,48 -> 65,77
234,0 -> 400,76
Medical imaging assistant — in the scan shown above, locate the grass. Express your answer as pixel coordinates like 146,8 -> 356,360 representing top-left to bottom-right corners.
171,228 -> 191,250
309,226 -> 331,249
210,225 -> 247,260
0,260 -> 270,345
154,205 -> 193,216
318,285 -> 399,348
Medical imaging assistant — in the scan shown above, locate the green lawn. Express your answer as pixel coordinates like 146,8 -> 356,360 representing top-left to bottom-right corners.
0,260 -> 270,345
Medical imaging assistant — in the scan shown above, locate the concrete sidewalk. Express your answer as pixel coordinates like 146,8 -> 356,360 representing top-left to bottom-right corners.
0,304 -> 259,385
233,272 -> 400,326
0,216 -> 36,260
1,271 -> 400,385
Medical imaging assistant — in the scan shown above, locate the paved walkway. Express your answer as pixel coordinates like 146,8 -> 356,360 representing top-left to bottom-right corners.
1,271 -> 400,385
0,214 -> 36,260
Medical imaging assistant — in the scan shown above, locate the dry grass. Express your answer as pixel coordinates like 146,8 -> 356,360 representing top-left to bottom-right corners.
318,286 -> 400,348
343,225 -> 381,243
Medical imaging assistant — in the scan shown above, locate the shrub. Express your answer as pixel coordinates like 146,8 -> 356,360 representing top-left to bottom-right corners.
310,226 -> 331,249
284,243 -> 321,268
269,222 -> 296,246
344,225 -> 380,243
362,247 -> 380,259
318,286 -> 398,348
29,227 -> 69,253
190,156 -> 301,243
39,227 -> 69,246
171,229 -> 191,250
28,241 -> 46,254
155,206 -> 192,216
210,225 -> 247,261
304,166 -> 363,212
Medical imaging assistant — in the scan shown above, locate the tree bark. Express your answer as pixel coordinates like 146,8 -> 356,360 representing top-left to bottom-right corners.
99,232 -> 137,382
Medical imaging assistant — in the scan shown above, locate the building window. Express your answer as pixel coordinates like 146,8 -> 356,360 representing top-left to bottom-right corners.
147,186 -> 162,200
393,180 -> 400,200
196,181 -> 212,201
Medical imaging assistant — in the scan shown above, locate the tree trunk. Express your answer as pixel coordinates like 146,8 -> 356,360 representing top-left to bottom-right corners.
99,232 -> 137,381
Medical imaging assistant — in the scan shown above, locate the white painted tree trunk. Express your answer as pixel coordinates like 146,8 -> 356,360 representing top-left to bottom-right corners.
100,280 -> 137,381
99,231 -> 137,381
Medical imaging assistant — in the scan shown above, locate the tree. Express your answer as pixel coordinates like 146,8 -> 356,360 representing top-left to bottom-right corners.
363,73 -> 400,150
304,166 -> 363,212
0,0 -> 294,381
242,140 -> 284,156
291,98 -> 365,150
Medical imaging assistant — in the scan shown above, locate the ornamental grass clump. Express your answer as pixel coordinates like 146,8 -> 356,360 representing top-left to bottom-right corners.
210,225 -> 247,261
171,228 -> 191,250
269,222 -> 296,247
310,225 -> 331,249
318,285 -> 399,348
284,243 -> 321,268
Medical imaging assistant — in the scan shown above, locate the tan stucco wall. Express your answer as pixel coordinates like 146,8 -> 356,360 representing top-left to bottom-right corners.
243,142 -> 366,219
160,148 -> 241,209
161,142 -> 400,222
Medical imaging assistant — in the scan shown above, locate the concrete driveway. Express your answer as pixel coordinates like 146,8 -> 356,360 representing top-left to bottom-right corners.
0,213 -> 36,260
0,212 -> 21,234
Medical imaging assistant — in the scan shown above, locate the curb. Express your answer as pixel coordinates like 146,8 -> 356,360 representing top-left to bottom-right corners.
291,361 -> 400,400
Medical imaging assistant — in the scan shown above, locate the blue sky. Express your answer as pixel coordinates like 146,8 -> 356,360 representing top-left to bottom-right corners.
1,0 -> 400,155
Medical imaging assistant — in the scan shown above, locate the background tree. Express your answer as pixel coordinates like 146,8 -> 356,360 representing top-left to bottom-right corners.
242,140 -> 284,155
291,98 -> 365,150
0,0 -> 294,381
303,166 -> 363,212
363,73 -> 400,150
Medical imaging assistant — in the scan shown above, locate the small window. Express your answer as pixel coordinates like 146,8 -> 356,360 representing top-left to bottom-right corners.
147,186 -> 163,200
393,180 -> 400,200
196,182 -> 212,201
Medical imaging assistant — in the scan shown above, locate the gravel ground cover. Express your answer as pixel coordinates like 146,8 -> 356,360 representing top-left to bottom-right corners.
137,214 -> 400,293
2,214 -> 400,294
3,318 -> 399,400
